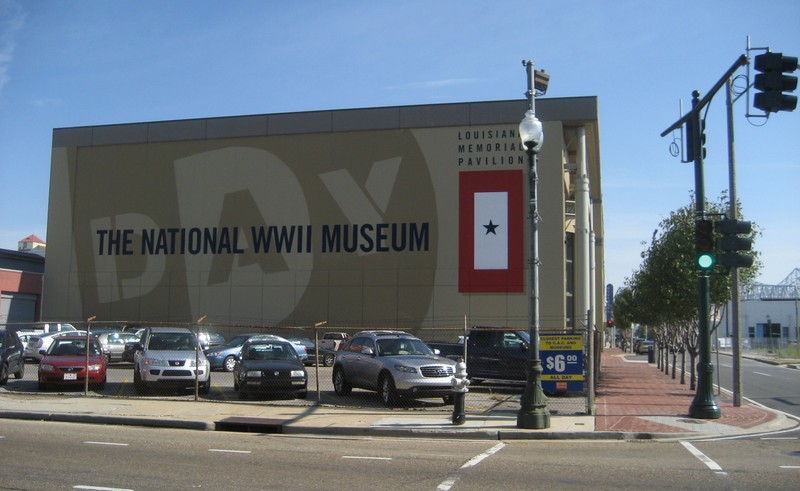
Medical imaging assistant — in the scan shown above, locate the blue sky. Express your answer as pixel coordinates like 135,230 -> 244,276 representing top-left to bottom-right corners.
1,0 -> 798,293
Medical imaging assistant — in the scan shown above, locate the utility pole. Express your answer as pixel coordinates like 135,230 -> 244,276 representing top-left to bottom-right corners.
725,77 -> 744,407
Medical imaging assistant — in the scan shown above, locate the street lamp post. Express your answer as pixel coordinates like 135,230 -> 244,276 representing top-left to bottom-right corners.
516,60 -> 550,430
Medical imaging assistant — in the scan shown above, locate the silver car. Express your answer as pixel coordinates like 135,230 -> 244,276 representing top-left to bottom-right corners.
332,330 -> 456,407
132,327 -> 211,395
97,332 -> 141,362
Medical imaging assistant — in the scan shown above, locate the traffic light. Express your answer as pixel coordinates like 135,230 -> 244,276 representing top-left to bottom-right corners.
753,51 -> 798,113
695,219 -> 715,270
715,218 -> 754,269
685,117 -> 707,161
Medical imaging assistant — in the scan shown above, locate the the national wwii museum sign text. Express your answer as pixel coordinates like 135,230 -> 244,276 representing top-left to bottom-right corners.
94,223 -> 430,256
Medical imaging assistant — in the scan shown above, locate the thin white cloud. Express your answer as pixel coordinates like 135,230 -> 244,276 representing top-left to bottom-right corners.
0,0 -> 26,96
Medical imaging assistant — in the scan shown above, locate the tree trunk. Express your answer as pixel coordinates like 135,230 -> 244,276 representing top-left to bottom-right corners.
680,350 -> 686,385
671,351 -> 677,379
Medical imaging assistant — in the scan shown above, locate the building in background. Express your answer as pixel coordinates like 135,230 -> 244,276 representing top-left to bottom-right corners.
720,268 -> 800,347
44,98 -> 603,333
0,248 -> 45,326
17,234 -> 46,257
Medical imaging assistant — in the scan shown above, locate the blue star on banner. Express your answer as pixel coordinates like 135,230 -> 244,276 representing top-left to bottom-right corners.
483,220 -> 499,235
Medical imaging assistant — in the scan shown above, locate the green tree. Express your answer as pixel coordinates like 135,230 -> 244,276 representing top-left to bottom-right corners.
620,193 -> 761,388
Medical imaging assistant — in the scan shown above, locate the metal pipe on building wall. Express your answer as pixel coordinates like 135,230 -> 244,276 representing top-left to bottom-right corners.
575,127 -> 591,330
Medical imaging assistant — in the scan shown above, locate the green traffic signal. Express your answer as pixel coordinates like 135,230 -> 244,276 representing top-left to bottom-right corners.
697,252 -> 715,270
695,219 -> 715,270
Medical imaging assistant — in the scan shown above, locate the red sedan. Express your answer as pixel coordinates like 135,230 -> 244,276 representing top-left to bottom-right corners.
38,335 -> 107,390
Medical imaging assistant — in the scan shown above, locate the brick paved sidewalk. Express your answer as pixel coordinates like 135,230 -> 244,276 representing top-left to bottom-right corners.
595,348 -> 776,434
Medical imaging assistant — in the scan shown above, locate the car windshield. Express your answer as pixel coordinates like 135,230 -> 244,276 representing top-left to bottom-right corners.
243,342 -> 298,361
376,338 -> 434,356
50,339 -> 102,356
147,333 -> 197,351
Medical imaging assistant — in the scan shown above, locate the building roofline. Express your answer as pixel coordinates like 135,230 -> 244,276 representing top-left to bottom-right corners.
52,97 -> 599,148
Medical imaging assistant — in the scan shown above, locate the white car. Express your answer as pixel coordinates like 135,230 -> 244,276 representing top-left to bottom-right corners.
25,330 -> 87,362
132,327 -> 211,395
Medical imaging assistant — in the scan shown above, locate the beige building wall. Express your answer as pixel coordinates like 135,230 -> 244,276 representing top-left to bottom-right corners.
44,99 -> 602,331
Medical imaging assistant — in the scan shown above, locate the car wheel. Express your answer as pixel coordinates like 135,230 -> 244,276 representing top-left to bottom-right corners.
38,381 -> 47,391
199,379 -> 211,395
223,356 -> 237,372
297,390 -> 307,399
14,361 -> 25,379
323,353 -> 335,367
379,374 -> 399,407
0,363 -> 8,385
133,368 -> 148,395
332,367 -> 352,395
238,386 -> 248,399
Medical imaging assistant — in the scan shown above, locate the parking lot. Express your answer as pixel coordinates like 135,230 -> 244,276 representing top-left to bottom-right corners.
2,360 -> 587,415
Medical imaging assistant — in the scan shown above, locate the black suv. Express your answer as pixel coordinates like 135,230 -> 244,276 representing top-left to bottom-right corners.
1,328 -> 25,385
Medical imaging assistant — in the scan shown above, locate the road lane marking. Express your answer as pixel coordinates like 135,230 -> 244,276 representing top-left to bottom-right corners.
437,442 -> 506,491
84,441 -> 129,446
342,456 -> 392,460
209,449 -> 252,454
74,486 -> 134,491
753,371 -> 771,377
761,437 -> 798,440
681,441 -> 724,474
779,466 -> 800,469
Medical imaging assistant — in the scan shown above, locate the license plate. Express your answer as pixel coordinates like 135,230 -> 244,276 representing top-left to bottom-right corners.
63,373 -> 77,380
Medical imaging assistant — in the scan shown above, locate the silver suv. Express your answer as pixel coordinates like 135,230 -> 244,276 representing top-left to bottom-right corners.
332,330 -> 456,407
132,327 -> 211,395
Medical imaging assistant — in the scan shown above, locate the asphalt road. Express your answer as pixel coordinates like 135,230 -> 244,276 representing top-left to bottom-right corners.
2,419 -> 798,490
714,352 -> 800,418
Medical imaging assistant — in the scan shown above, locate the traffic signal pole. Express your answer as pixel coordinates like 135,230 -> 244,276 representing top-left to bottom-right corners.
689,92 -> 721,419
661,56 -> 748,420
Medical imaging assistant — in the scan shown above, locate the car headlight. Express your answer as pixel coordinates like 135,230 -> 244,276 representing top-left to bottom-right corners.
144,358 -> 167,366
88,364 -> 102,371
290,370 -> 305,378
40,363 -> 54,371
394,365 -> 417,374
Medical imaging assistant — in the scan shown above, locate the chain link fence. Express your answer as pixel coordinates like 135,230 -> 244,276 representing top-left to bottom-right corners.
1,321 -> 591,416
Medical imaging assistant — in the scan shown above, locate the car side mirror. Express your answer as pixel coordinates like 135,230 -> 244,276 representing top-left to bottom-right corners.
361,347 -> 374,356
433,348 -> 441,355
133,342 -> 143,352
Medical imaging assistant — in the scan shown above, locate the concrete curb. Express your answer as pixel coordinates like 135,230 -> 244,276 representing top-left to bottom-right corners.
0,409 -> 697,441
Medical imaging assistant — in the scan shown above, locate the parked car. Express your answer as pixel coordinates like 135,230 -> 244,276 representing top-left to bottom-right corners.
233,336 -> 307,399
318,332 -> 351,351
285,336 -> 336,367
97,332 -> 141,362
25,330 -> 87,362
636,339 -> 654,354
205,334 -> 264,372
131,327 -> 211,395
198,332 -> 227,351
121,329 -> 145,362
206,334 -> 307,371
332,330 -> 456,407
37,335 -> 107,390
0,328 -> 25,384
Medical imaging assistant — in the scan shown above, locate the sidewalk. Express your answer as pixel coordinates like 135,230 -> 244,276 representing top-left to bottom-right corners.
595,349 -> 794,437
0,348 -> 796,440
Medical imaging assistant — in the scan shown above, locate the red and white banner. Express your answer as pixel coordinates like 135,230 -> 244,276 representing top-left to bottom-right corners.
458,170 -> 524,293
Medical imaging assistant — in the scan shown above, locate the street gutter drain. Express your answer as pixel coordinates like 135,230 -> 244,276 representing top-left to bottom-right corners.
215,417 -> 285,433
